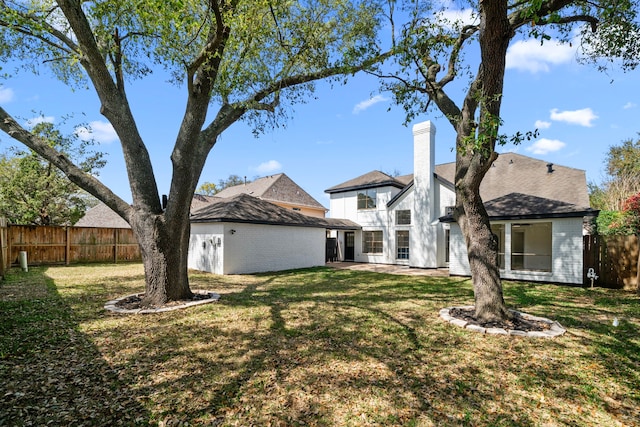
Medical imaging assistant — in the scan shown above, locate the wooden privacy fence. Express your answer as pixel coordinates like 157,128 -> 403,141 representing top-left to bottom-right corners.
583,234 -> 639,290
4,224 -> 141,268
0,218 -> 8,278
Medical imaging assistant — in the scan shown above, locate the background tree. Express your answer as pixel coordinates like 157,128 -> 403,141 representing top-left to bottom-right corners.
0,0 -> 388,306
196,181 -> 219,196
0,122 -> 104,225
590,135 -> 640,233
378,1 -> 639,322
197,174 -> 252,195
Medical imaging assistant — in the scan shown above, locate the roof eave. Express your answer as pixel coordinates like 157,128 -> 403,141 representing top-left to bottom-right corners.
325,181 -> 406,194
439,209 -> 599,223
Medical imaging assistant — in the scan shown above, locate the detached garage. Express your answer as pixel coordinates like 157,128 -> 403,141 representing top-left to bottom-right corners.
188,193 -> 332,275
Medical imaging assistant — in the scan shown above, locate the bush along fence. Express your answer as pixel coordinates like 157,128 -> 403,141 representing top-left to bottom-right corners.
0,218 -> 8,279
1,224 -> 141,270
583,234 -> 639,290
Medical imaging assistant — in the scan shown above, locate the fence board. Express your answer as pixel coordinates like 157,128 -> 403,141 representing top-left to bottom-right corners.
584,234 -> 639,290
8,225 -> 141,267
0,218 -> 7,279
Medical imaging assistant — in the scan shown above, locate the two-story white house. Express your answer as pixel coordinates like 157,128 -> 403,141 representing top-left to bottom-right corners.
325,121 -> 598,284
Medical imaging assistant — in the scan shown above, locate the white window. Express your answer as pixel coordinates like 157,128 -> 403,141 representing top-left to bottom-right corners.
396,230 -> 409,259
396,210 -> 411,225
363,230 -> 383,253
491,224 -> 506,269
357,189 -> 377,209
511,222 -> 552,272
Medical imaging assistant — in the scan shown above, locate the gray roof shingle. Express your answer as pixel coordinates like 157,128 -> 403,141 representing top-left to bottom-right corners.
215,173 -> 326,210
190,193 -> 360,229
329,152 -> 590,209
74,203 -> 130,228
325,170 -> 407,194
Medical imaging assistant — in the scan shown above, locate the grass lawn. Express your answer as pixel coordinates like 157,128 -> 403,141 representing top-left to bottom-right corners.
1,263 -> 638,426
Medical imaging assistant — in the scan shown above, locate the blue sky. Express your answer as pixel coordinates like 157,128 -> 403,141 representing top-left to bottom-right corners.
1,14 -> 638,212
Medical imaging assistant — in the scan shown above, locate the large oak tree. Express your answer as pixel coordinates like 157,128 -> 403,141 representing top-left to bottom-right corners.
0,0 -> 388,306
381,0 -> 639,322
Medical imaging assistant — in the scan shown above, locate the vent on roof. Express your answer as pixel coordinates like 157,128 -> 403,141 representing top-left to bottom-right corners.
547,163 -> 554,173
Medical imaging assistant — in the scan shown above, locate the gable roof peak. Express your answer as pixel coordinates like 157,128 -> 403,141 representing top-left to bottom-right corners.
325,170 -> 407,194
213,172 -> 325,209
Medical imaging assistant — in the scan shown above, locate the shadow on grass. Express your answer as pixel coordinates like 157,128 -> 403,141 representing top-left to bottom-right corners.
0,267 -> 149,426
4,264 -> 638,426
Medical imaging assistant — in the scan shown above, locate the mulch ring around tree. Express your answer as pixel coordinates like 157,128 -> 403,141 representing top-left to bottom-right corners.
440,306 -> 566,338
104,290 -> 220,314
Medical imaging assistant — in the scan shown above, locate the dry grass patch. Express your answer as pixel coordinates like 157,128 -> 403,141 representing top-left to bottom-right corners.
1,263 -> 638,426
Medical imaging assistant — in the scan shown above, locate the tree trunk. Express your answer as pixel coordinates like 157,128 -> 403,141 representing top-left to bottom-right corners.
454,135 -> 512,322
456,179 -> 511,323
130,208 -> 193,307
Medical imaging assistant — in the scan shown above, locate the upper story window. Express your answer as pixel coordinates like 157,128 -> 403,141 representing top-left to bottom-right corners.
396,210 -> 411,225
357,189 -> 377,210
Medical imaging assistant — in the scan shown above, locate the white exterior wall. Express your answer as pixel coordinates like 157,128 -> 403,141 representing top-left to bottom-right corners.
448,217 -> 584,284
330,185 -> 404,264
411,121 -> 438,268
328,120 -> 456,269
188,223 -> 225,274
189,222 -> 325,275
434,182 -> 455,267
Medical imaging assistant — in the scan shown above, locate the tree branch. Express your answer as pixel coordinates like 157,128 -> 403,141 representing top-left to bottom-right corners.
0,107 -> 132,222
56,0 -> 162,212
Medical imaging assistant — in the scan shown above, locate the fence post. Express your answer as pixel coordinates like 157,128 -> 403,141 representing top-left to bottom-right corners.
0,217 -> 6,279
65,226 -> 71,265
114,228 -> 119,264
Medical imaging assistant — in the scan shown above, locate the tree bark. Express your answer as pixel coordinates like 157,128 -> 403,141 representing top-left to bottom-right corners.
129,207 -> 193,307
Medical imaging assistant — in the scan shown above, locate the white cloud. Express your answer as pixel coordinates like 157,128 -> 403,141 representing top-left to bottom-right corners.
526,138 -> 566,155
0,87 -> 14,103
550,108 -> 598,127
25,116 -> 55,127
352,95 -> 389,114
506,39 -> 575,73
623,102 -> 637,110
254,160 -> 282,174
76,120 -> 118,144
535,120 -> 551,130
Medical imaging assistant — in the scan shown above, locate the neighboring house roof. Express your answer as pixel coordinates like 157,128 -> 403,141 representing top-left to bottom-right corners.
191,193 -> 360,230
329,152 -> 590,209
75,203 -> 130,228
76,196 -> 221,229
191,194 -> 221,211
440,193 -> 598,222
215,173 -> 326,211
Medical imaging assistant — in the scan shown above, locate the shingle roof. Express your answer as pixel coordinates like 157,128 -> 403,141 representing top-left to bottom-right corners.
440,193 -> 598,222
74,203 -> 130,228
191,194 -> 221,211
75,196 -> 222,229
331,152 -> 590,208
325,170 -> 407,194
190,193 -> 360,230
436,153 -> 590,207
215,173 -> 326,210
